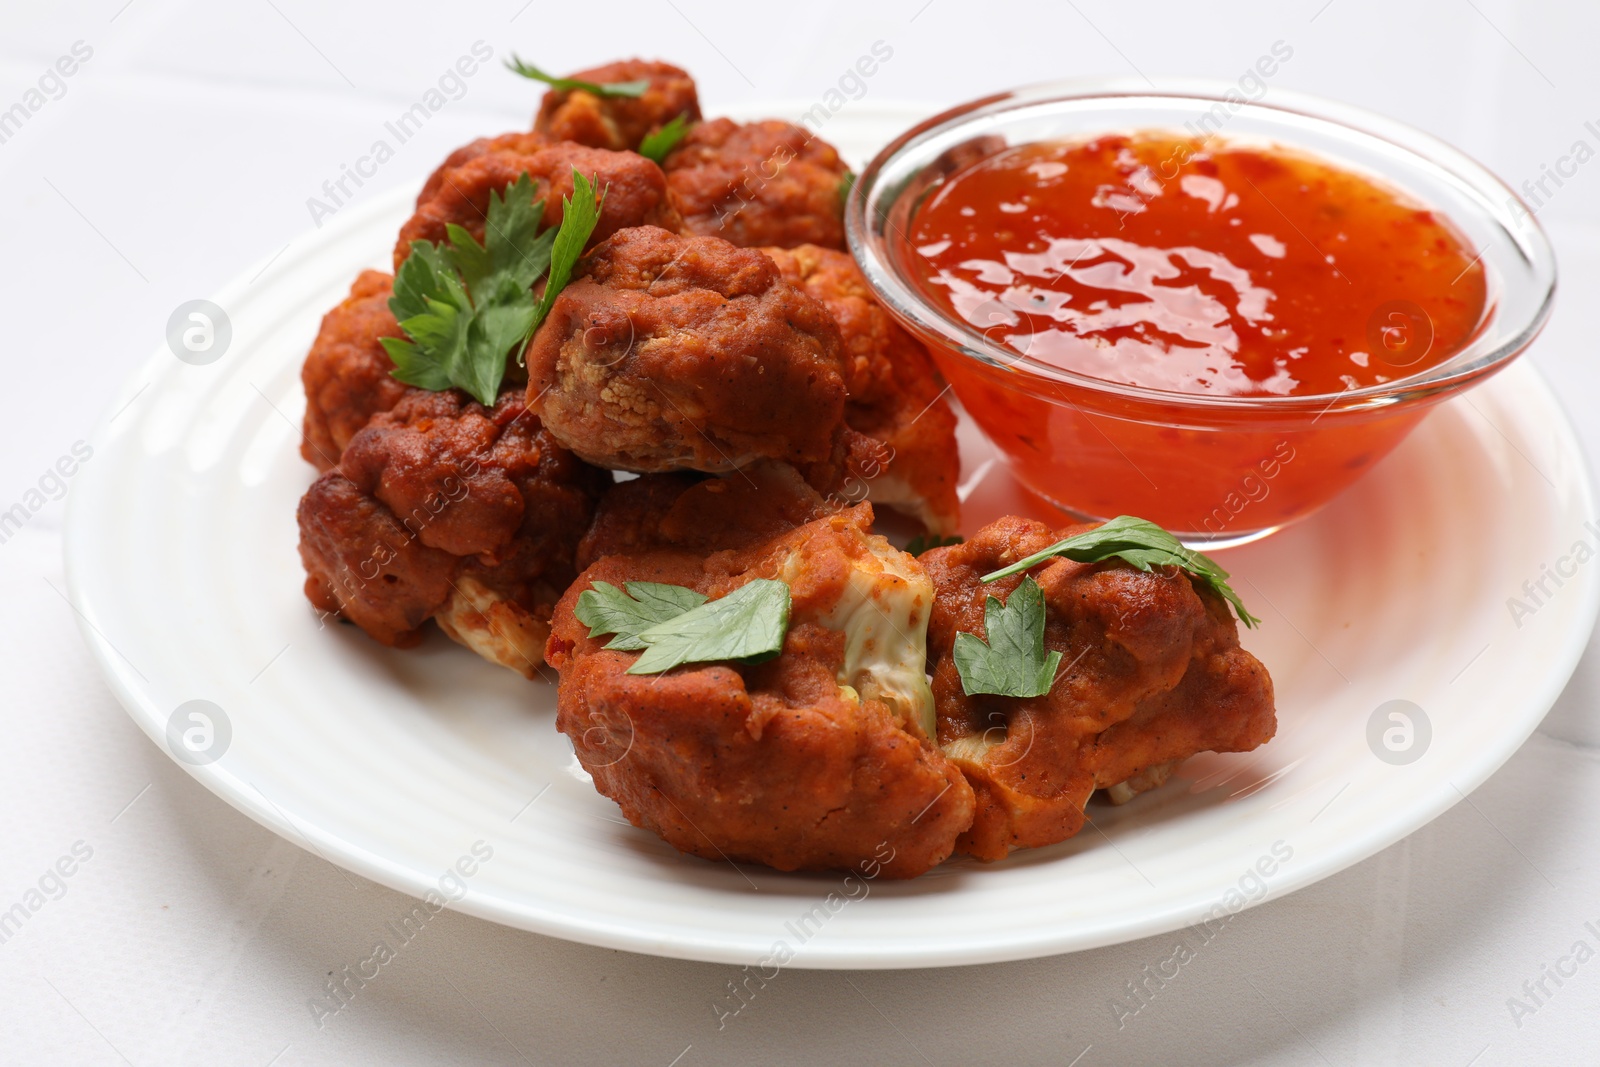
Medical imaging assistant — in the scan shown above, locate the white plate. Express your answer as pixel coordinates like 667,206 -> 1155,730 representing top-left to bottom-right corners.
66,103 -> 1600,968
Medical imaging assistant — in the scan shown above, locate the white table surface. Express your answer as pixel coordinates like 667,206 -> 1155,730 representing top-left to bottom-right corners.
4,1 -> 1598,1063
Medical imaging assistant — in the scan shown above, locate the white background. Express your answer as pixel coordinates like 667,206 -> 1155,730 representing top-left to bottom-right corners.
3,1 -> 1599,1063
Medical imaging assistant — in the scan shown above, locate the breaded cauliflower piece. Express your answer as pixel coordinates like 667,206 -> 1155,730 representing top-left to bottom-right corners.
524,226 -> 849,473
534,59 -> 700,152
396,140 -> 681,271
545,465 -> 975,878
762,244 -> 961,534
298,387 -> 607,676
922,516 -> 1277,861
299,270 -> 411,472
662,118 -> 850,250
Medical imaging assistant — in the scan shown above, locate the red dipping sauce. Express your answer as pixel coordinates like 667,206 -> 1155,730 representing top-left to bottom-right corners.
901,132 -> 1490,539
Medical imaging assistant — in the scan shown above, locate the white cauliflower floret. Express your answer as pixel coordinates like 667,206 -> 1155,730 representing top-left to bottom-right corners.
433,576 -> 551,679
779,533 -> 937,740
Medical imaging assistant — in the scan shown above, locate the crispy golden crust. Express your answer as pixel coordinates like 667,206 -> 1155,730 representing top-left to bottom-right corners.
524,226 -> 848,473
534,59 -> 700,152
546,475 -> 973,878
577,464 -> 838,569
576,472 -> 703,570
922,516 -> 1277,861
298,469 -> 458,647
762,245 -> 960,534
299,271 -> 410,472
663,119 -> 849,250
396,141 -> 681,271
297,388 -> 607,674
417,131 -> 550,205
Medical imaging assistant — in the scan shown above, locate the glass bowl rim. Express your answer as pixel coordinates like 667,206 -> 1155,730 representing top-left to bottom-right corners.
844,76 -> 1558,414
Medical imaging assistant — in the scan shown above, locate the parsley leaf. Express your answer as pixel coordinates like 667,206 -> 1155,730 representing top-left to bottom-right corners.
952,576 -> 1062,698
439,173 -> 554,296
522,170 -> 605,356
981,515 -> 1260,628
904,533 -> 963,557
638,113 -> 692,164
627,579 -> 792,676
838,168 -> 856,211
384,170 -> 604,401
381,242 -> 472,394
383,174 -> 551,405
574,581 -> 709,651
506,55 -> 649,97
573,577 -> 793,674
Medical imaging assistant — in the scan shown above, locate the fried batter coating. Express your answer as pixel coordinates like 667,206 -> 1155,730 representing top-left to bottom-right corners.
577,463 -> 850,570
396,141 -> 681,270
546,467 -> 974,877
524,226 -> 848,473
417,131 -> 549,205
534,59 -> 700,152
662,119 -> 850,250
298,387 -> 606,675
299,270 -> 410,472
922,516 -> 1276,861
577,472 -> 697,568
762,245 -> 960,534
299,471 -> 457,645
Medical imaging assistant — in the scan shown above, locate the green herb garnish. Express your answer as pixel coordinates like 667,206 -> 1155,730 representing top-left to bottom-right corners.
574,581 -> 709,651
575,578 -> 792,675
506,56 -> 649,97
384,168 -> 604,402
838,169 -> 856,210
982,515 -> 1260,628
952,576 -> 1061,698
904,533 -> 963,557
627,579 -> 791,675
383,173 -> 551,404
638,113 -> 692,164
523,170 -> 605,357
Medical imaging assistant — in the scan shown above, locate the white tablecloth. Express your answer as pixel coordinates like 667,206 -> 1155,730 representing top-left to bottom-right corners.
4,1 -> 1598,1062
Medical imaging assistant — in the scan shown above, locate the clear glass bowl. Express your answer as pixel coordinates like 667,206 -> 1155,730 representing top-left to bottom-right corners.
847,79 -> 1557,546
